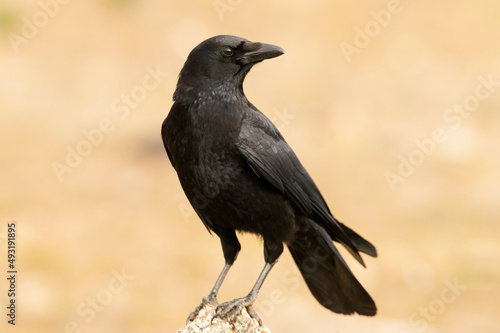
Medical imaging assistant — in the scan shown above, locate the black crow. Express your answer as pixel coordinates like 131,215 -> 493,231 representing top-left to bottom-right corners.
161,35 -> 377,324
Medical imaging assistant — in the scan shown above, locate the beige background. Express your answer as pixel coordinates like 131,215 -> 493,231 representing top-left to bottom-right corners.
1,1 -> 499,332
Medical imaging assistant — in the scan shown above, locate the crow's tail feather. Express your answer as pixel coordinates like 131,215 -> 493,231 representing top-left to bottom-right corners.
287,219 -> 376,316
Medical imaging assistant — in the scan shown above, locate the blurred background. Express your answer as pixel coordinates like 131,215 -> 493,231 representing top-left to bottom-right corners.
1,1 -> 499,332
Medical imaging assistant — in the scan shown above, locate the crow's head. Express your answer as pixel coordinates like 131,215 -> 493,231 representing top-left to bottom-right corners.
174,35 -> 284,103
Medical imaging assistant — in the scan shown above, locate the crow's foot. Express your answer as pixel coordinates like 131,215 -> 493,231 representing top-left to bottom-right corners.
213,295 -> 262,326
186,294 -> 218,324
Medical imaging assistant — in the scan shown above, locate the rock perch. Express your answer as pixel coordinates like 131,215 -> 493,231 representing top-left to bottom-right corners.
178,303 -> 271,333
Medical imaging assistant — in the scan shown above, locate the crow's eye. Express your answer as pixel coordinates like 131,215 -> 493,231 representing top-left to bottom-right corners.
222,47 -> 234,57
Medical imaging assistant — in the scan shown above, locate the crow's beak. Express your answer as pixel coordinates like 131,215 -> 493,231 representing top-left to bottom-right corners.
238,42 -> 285,65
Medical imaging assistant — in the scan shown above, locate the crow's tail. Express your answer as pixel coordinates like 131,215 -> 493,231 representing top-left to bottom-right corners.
287,219 -> 376,316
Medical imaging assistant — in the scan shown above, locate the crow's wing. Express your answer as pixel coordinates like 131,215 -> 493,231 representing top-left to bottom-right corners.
236,110 -> 375,265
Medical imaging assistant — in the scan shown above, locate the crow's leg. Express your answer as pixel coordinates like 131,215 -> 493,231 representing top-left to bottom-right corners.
213,239 -> 283,325
213,261 -> 275,325
186,262 -> 231,323
186,228 -> 241,323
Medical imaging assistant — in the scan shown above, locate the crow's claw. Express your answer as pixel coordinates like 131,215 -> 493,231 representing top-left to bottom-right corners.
186,294 -> 218,324
212,295 -> 262,326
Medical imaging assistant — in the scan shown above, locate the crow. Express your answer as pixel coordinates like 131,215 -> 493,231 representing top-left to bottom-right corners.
161,35 -> 377,324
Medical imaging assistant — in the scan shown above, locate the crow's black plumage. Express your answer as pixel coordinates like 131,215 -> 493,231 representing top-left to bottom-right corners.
161,35 -> 377,323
